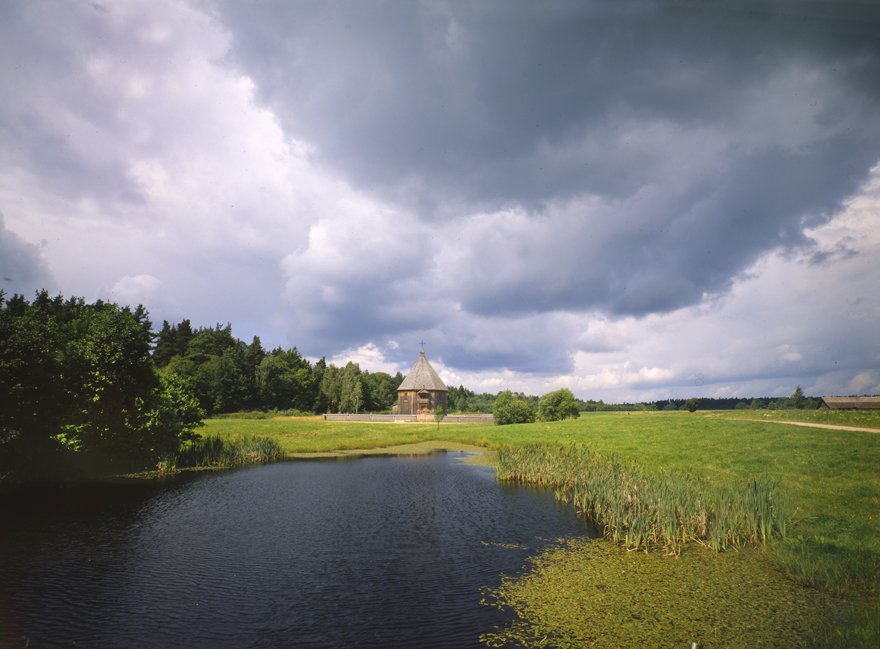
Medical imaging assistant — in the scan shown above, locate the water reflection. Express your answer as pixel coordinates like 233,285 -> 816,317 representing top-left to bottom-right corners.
1,453 -> 593,648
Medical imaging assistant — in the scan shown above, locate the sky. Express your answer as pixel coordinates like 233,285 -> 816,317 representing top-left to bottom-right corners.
1,0 -> 879,402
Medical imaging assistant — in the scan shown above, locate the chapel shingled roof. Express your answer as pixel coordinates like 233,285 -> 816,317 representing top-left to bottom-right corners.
397,349 -> 448,392
819,396 -> 880,410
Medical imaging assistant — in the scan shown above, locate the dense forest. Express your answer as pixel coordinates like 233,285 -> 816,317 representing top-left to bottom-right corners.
151,319 -> 404,416
1,291 -> 821,477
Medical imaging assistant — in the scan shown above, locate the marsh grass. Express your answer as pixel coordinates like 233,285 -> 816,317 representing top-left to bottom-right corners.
496,444 -> 786,555
157,435 -> 283,471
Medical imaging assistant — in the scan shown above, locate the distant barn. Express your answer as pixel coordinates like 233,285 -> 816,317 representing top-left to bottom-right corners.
817,396 -> 880,410
392,349 -> 448,415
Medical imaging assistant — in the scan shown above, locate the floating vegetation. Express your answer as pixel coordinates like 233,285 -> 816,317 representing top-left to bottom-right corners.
480,539 -> 833,649
496,444 -> 787,555
480,540 -> 530,550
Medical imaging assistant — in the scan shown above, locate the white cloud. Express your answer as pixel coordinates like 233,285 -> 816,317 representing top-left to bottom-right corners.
329,342 -> 404,376
109,273 -> 161,306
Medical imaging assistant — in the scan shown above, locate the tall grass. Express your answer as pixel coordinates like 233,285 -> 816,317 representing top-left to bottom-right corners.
497,443 -> 787,556
157,435 -> 284,472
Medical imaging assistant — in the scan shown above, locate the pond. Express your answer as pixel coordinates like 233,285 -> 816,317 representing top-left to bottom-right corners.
0,453 -> 594,648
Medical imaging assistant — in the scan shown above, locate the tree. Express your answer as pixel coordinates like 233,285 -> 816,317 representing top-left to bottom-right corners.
361,371 -> 399,412
243,336 -> 266,408
493,390 -> 536,425
153,319 -> 194,367
791,385 -> 805,409
0,292 -> 67,473
321,364 -> 342,412
255,354 -> 294,410
311,357 -> 328,412
255,349 -> 317,412
148,372 -> 205,455
685,397 -> 699,413
0,292 -> 205,477
339,362 -> 363,413
536,388 -> 580,422
434,402 -> 446,430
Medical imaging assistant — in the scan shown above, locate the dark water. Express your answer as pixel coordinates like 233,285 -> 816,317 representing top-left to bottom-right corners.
0,453 -> 593,648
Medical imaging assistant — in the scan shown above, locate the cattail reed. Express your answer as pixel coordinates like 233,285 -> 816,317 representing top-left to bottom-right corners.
497,444 -> 787,555
175,434 -> 284,468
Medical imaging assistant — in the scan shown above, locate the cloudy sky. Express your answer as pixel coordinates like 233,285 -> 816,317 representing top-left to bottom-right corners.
2,0 -> 879,402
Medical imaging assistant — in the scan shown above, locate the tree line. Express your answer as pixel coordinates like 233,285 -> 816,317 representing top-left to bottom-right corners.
151,320 -> 404,416
1,291 -> 824,477
0,292 -> 406,478
581,390 -> 820,412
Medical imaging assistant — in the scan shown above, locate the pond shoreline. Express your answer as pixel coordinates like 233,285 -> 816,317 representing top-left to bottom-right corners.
285,440 -> 492,463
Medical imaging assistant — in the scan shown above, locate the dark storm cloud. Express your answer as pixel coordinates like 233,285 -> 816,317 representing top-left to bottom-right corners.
211,0 -> 880,202
213,0 -> 880,324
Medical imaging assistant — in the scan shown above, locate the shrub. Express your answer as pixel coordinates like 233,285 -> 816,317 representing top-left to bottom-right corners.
536,388 -> 580,422
493,390 -> 536,425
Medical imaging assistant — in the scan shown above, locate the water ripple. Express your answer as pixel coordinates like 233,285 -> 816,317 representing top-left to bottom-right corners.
0,454 -> 593,648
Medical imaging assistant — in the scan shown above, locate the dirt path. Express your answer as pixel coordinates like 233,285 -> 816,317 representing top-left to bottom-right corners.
745,419 -> 880,434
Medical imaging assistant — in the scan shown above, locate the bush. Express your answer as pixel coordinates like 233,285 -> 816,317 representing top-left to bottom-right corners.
493,390 -> 536,425
537,388 -> 580,422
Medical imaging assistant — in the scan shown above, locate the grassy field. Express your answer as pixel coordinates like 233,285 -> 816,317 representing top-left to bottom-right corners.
205,411 -> 880,647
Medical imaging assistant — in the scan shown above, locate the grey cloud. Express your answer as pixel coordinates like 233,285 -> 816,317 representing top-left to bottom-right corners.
0,212 -> 53,296
214,0 -> 879,206
0,1 -> 229,207
437,322 -> 577,374
807,237 -> 858,266
0,3 -> 143,204
213,0 -> 880,322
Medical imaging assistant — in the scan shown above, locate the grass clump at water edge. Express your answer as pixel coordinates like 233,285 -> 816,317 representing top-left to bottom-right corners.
156,434 -> 283,472
496,443 -> 787,556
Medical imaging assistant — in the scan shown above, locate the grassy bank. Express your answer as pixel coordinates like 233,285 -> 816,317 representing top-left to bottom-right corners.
205,411 -> 879,646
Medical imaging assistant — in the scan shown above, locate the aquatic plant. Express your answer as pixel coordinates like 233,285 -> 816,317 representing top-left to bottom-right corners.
176,434 -> 283,468
496,444 -> 787,555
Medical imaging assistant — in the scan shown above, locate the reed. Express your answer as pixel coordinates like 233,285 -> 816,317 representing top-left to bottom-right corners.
497,443 -> 787,555
175,434 -> 284,468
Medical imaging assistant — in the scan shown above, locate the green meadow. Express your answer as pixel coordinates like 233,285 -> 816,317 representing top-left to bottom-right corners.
205,411 -> 880,647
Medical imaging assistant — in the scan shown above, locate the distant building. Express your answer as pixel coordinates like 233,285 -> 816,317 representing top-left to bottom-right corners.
392,349 -> 448,415
817,396 -> 880,410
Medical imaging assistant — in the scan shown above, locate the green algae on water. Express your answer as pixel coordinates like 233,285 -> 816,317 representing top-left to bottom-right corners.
481,539 -> 834,649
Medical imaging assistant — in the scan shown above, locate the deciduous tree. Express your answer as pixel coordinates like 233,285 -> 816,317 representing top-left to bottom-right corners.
536,388 -> 580,422
493,390 -> 536,425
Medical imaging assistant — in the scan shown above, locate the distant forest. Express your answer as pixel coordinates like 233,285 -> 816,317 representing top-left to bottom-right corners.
2,292 -> 822,477
3,292 -> 819,421
152,321 -> 819,415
